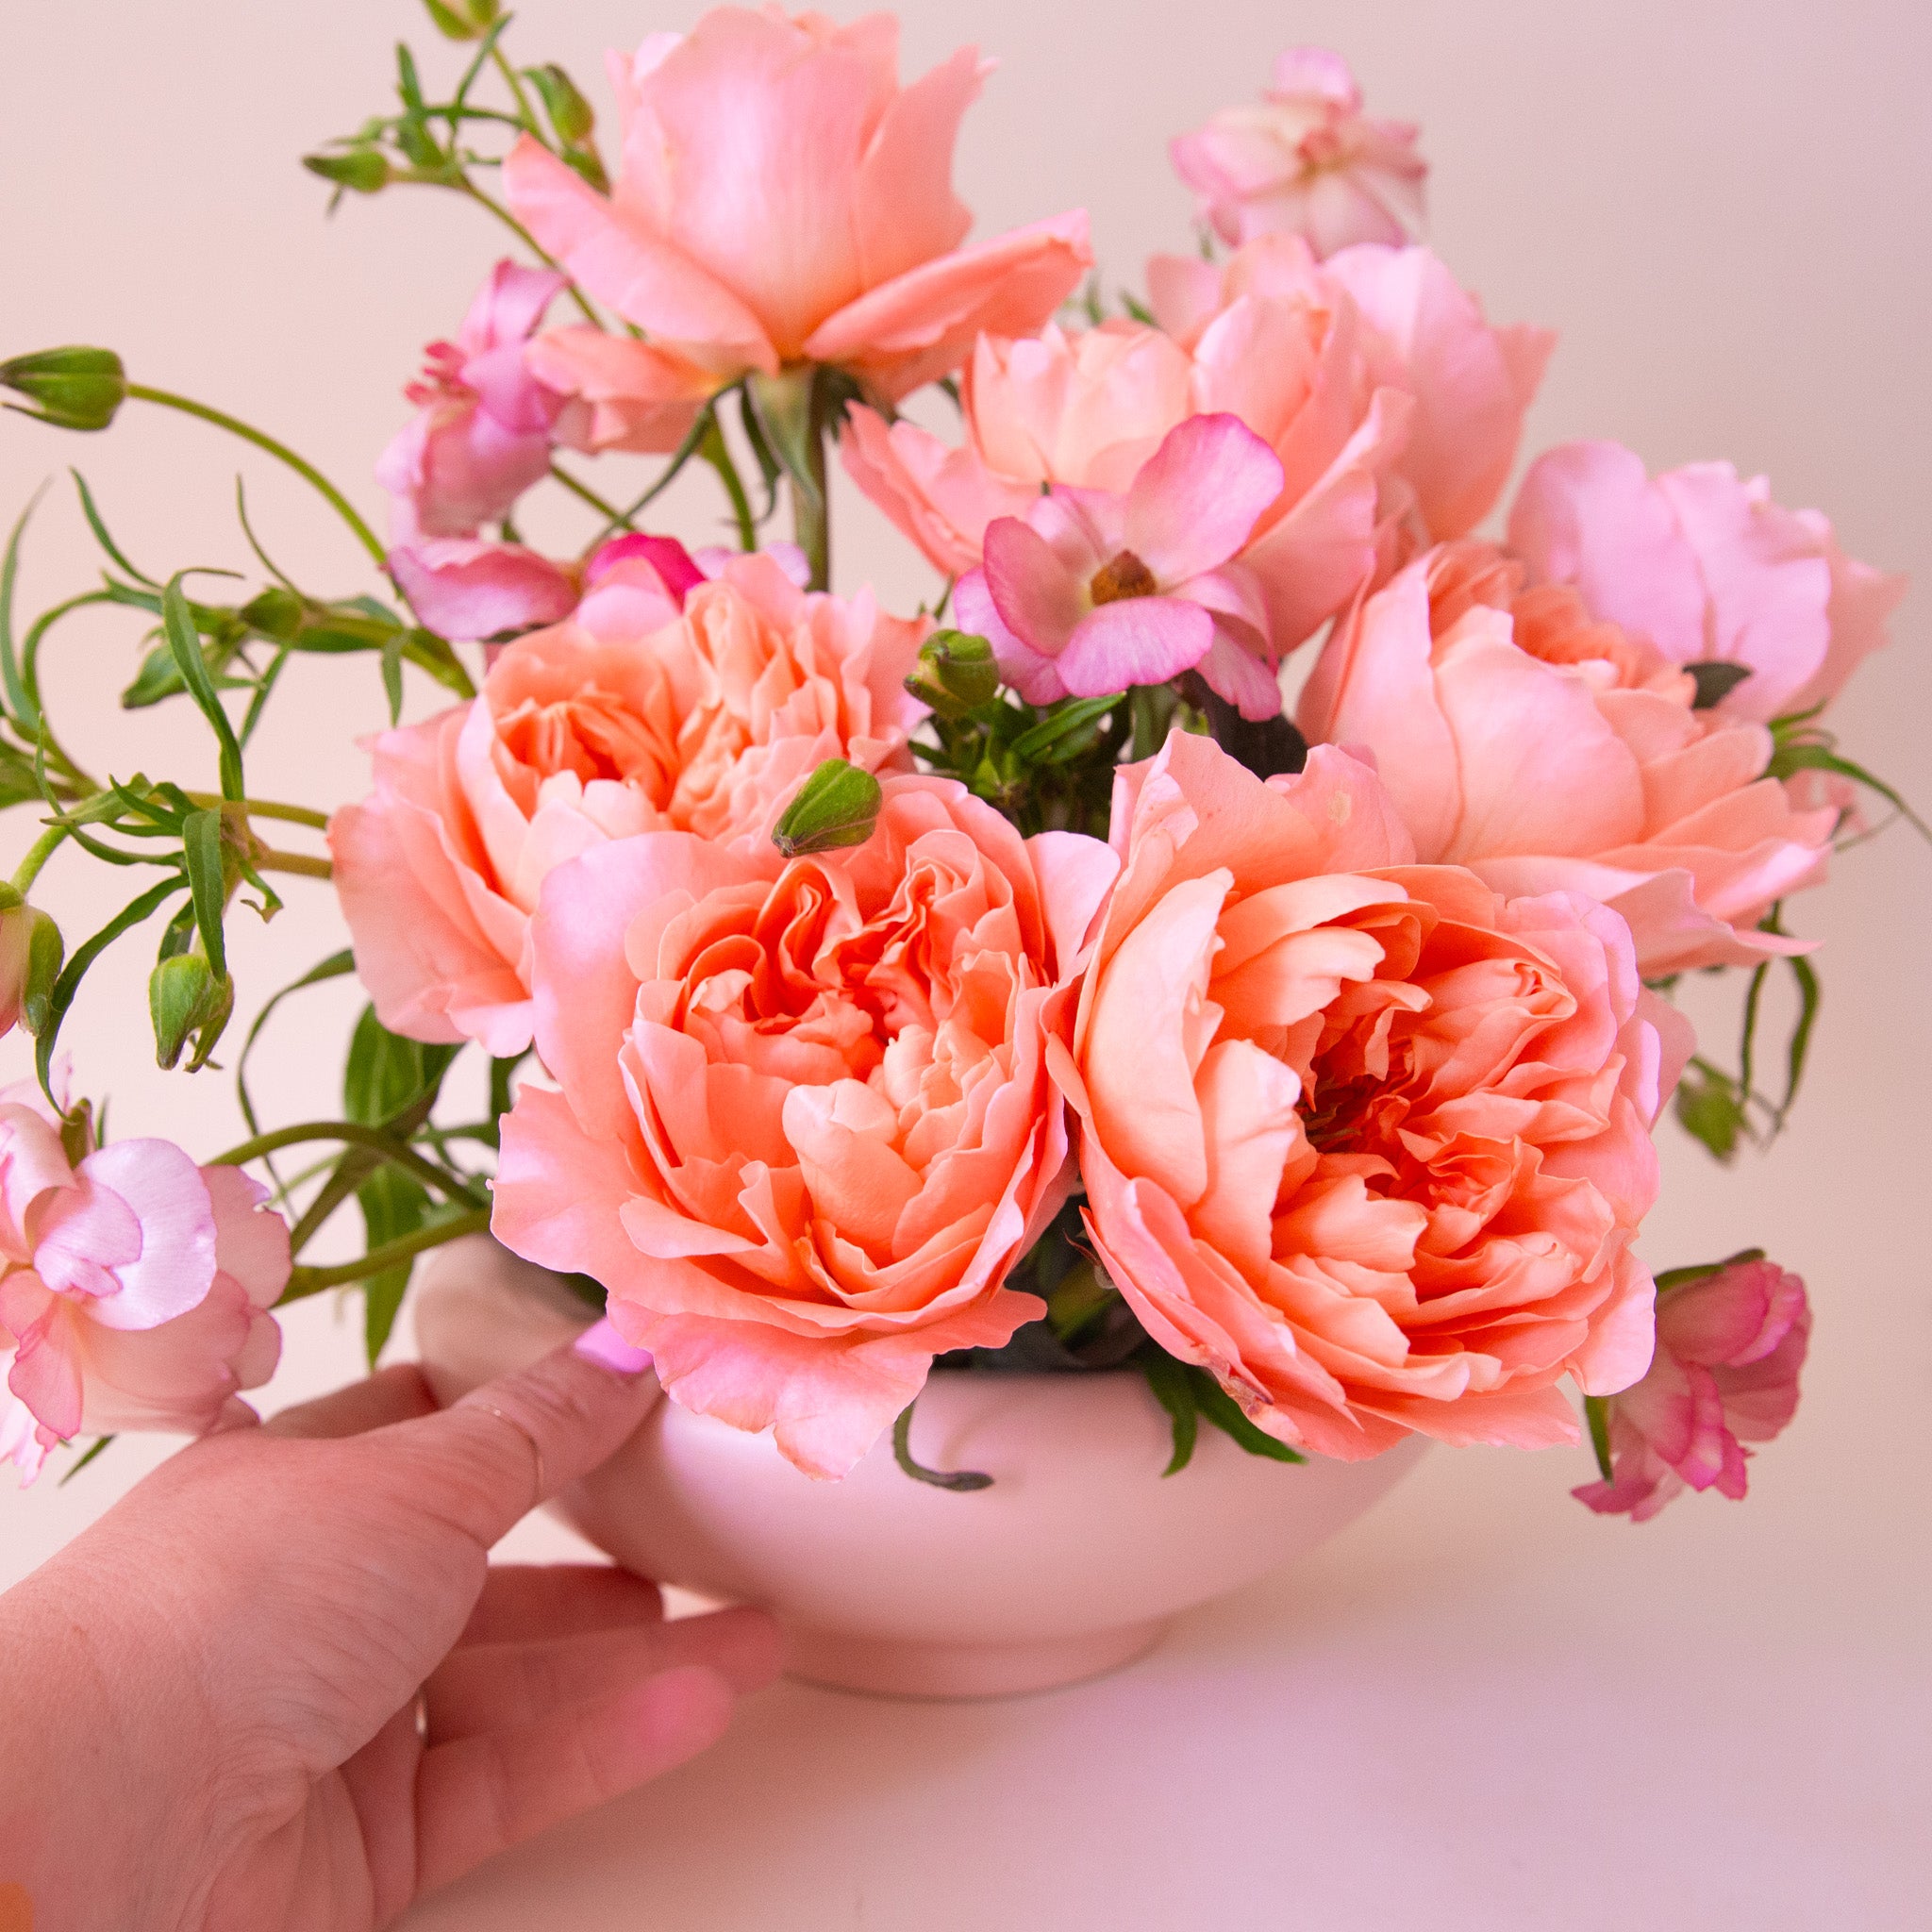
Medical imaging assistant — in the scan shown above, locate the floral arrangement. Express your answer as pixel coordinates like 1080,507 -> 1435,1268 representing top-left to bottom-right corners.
0,5 -> 1913,1523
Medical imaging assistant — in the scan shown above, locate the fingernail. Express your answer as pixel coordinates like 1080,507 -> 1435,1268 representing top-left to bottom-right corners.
573,1318 -> 654,1377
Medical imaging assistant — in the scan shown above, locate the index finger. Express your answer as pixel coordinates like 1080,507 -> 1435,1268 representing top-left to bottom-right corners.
390,1322 -> 659,1550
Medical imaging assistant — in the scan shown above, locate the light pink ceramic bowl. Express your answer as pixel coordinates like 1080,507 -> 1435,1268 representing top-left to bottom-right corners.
413,1238 -> 1424,1699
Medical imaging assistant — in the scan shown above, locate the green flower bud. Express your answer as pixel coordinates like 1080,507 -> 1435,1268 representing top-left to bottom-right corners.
905,628 -> 1000,717
0,347 -> 127,432
148,953 -> 234,1073
421,0 -> 502,40
303,148 -> 391,196
241,586 -> 305,641
772,758 -> 883,858
525,63 -> 596,146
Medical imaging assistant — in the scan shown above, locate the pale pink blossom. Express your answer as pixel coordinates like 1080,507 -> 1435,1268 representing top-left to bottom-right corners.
331,553 -> 926,1056
845,242 -> 1415,661
955,414 -> 1287,715
1508,441 -> 1906,724
376,260 -> 575,541
0,901 -> 40,1040
1171,48 -> 1426,258
388,537 -> 582,646
502,8 -> 1090,408
0,1095 -> 288,1484
1574,1256 -> 1809,1522
491,777 -> 1120,1477
1298,541 -> 1839,974
1064,730 -> 1677,1460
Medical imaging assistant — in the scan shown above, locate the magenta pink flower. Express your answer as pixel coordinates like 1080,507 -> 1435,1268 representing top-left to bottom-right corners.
955,414 -> 1287,716
502,8 -> 1090,408
376,260 -> 575,542
1574,1257 -> 1809,1522
388,538 -> 582,647
0,1091 -> 289,1484
1172,48 -> 1426,258
1509,441 -> 1906,725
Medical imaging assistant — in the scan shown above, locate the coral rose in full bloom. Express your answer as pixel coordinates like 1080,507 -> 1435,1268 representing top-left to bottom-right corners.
1298,541 -> 1840,974
1574,1255 -> 1809,1522
331,553 -> 925,1056
0,1088 -> 289,1484
491,777 -> 1120,1477
1061,730 -> 1683,1461
502,7 -> 1091,422
1172,48 -> 1427,258
1508,441 -> 1906,725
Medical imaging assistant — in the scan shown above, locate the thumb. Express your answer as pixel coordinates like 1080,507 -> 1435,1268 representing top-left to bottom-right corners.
385,1320 -> 659,1550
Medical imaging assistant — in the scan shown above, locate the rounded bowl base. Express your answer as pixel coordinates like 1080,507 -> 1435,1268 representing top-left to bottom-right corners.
784,1616 -> 1170,1700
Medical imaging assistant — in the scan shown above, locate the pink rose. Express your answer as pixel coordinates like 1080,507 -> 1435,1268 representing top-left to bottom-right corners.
1063,731 -> 1680,1461
1508,441 -> 1907,724
1574,1256 -> 1809,1522
0,1095 -> 288,1484
1171,48 -> 1427,258
330,553 -> 927,1056
375,260 -> 575,541
845,243 -> 1414,659
955,413 -> 1289,716
0,899 -> 58,1041
387,537 -> 582,647
502,8 -> 1090,407
1150,239 -> 1554,547
1297,541 -> 1839,974
492,777 -> 1120,1477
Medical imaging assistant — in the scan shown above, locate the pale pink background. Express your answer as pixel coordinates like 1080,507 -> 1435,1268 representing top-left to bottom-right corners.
1,1 -> 1927,1924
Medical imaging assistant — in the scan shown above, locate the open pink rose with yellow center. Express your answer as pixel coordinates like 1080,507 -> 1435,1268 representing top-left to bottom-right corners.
491,776 -> 1119,1477
502,6 -> 1091,428
844,242 -> 1415,661
0,1091 -> 289,1484
1171,47 -> 1427,258
1574,1256 -> 1809,1522
1508,440 -> 1906,726
330,553 -> 925,1056
1060,731 -> 1682,1461
1298,541 -> 1839,974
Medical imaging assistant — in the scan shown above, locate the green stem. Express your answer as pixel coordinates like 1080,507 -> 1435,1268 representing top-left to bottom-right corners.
704,418 -> 758,554
789,412 -> 829,590
211,1120 -> 487,1208
490,46 -> 540,129
455,179 -> 603,328
9,822 -> 66,893
548,461 -> 630,527
183,792 -> 330,831
278,1206 -> 493,1302
125,386 -> 386,568
255,848 -> 333,880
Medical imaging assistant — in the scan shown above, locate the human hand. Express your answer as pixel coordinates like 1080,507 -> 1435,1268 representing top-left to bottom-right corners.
0,1331 -> 781,1931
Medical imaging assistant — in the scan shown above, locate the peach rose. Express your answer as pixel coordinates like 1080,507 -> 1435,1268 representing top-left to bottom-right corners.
491,777 -> 1120,1477
844,241 -> 1413,658
1574,1256 -> 1809,1522
330,553 -> 925,1055
502,8 -> 1090,417
0,1091 -> 288,1484
1297,541 -> 1839,974
1061,731 -> 1684,1461
1171,48 -> 1427,258
1508,441 -> 1907,725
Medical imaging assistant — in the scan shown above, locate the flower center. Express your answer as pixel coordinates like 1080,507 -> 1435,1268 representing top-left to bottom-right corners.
1088,548 -> 1158,606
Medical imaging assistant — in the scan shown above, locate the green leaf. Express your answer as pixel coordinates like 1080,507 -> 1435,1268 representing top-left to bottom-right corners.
37,876 -> 187,1096
1119,291 -> 1156,326
344,1003 -> 461,1128
736,386 -> 783,522
744,369 -> 821,515
1673,1057 -> 1747,1162
161,575 -> 244,800
1186,1367 -> 1306,1463
891,1401 -> 993,1492
1140,1349 -> 1199,1476
1583,1394 -> 1614,1483
380,629 -> 405,725
71,471 -> 158,586
58,1436 -> 116,1486
180,808 -> 228,979
1767,739 -> 1932,845
357,1162 -> 430,1365
1654,1247 -> 1766,1295
1780,950 -> 1821,1124
0,488 -> 45,734
1008,693 -> 1123,763
772,758 -> 882,858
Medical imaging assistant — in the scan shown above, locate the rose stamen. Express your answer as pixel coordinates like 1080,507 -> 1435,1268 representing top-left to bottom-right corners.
1088,549 -> 1158,606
